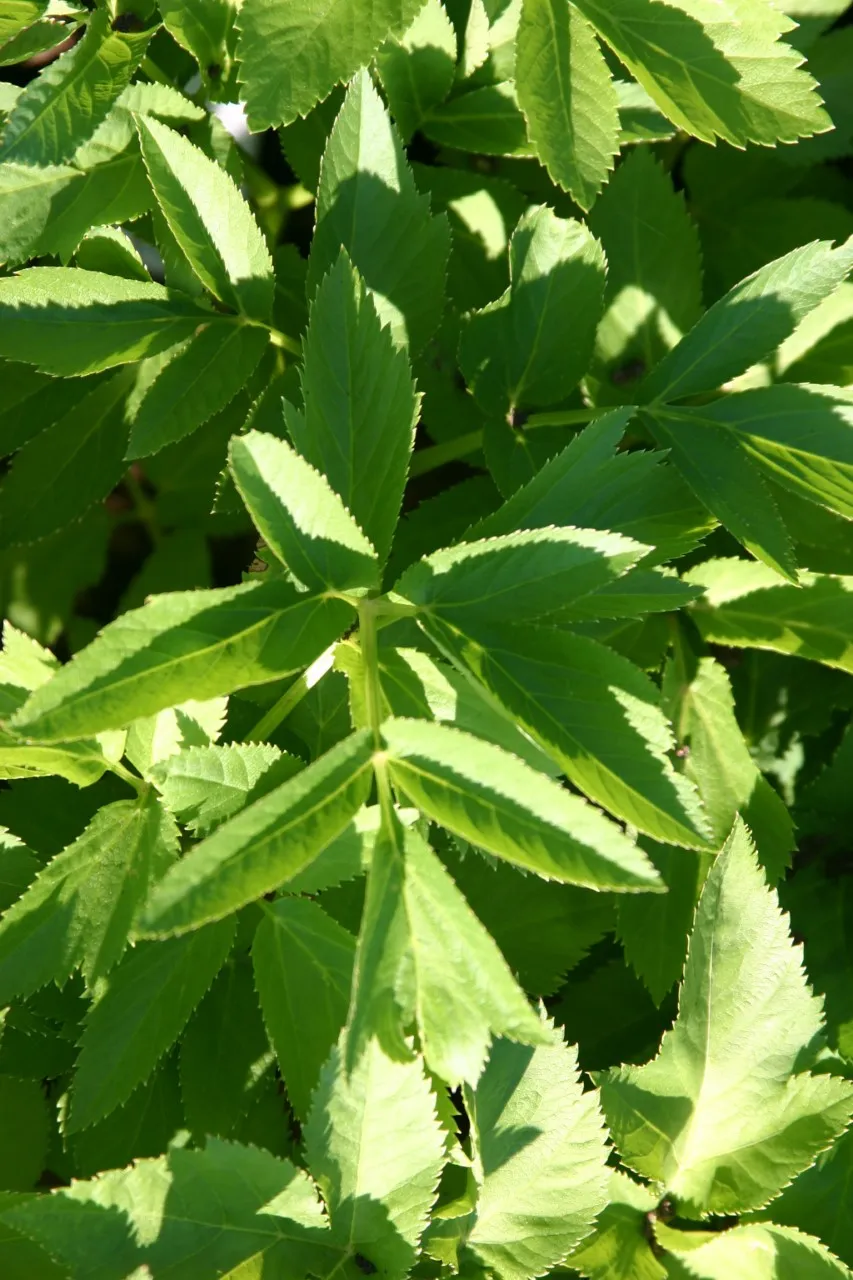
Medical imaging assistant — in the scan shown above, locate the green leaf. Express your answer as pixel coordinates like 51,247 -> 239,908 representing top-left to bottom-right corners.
472,411 -> 715,563
0,792 -> 177,1003
459,204 -> 606,415
287,252 -> 419,565
642,402 -> 799,580
157,0 -> 239,87
3,1140 -> 347,1279
229,430 -> 380,593
572,0 -> 831,146
662,651 -> 794,878
381,717 -> 663,890
347,819 -> 548,1083
237,0 -> 425,129
0,268 -> 214,377
640,239 -> 853,404
137,115 -> 275,323
428,1027 -> 609,1280
0,369 -> 133,548
68,916 -> 235,1132
0,1079 -> 49,1192
783,864 -> 853,1059
397,526 -> 647,624
74,224 -> 149,281
375,0 -> 457,143
305,1034 -> 446,1279
253,897 -> 355,1120
420,618 -> 710,847
152,741 -> 297,835
768,1128 -> 853,1269
659,1222 -> 852,1279
659,384 -> 853,522
0,2 -> 47,44
126,321 -> 269,458
139,730 -> 374,937
422,82 -> 531,156
586,147 -> 703,404
687,557 -> 853,673
515,0 -> 618,210
180,956 -> 271,1139
309,71 -> 450,352
568,1169 -> 666,1280
11,579 -> 355,741
0,8 -> 153,165
600,819 -> 853,1216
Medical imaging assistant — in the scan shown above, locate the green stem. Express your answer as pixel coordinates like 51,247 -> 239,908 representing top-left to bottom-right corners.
125,471 -> 161,546
409,430 -> 484,477
107,759 -> 147,797
358,599 -> 384,750
524,406 -> 603,429
140,56 -> 173,87
243,644 -> 336,742
268,327 -> 302,356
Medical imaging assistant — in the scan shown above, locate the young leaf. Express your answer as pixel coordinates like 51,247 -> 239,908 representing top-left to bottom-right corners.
420,618 -> 710,848
687,557 -> 853,672
640,240 -> 853,404
347,819 -> 549,1084
11,580 -> 355,741
396,526 -> 647,624
600,819 -> 853,1216
428,1027 -> 609,1280
381,717 -> 663,890
0,268 -> 214,377
287,252 -> 419,565
309,70 -> 450,352
126,321 -> 269,458
515,0 -> 618,210
68,916 -> 235,1132
136,115 -> 275,323
151,741 -> 297,834
459,205 -> 607,415
253,897 -> 355,1120
375,0 -> 457,143
0,792 -> 177,1003
572,0 -> 831,146
304,1034 -> 446,1279
229,430 -> 380,593
237,0 -> 425,129
139,730 -> 374,937
0,8 -> 153,166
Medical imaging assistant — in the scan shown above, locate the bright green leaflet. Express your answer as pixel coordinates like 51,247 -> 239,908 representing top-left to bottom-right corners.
151,741 -> 293,835
600,819 -> 853,1216
229,430 -> 380,593
375,0 -> 457,143
309,70 -> 450,352
515,0 -> 618,210
139,730 -> 374,936
658,1222 -> 851,1279
568,1170 -> 666,1280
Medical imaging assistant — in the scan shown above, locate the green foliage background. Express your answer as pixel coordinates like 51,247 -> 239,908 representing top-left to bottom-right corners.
0,0 -> 853,1276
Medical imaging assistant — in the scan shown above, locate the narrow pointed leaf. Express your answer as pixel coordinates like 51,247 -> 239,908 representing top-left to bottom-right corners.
11,579 -> 354,741
516,0 -> 618,210
0,268 -> 213,377
459,205 -> 606,415
600,819 -> 853,1216
68,916 -> 235,1132
0,793 -> 177,1003
397,526 -> 647,624
139,730 -> 374,936
137,115 -> 274,323
382,717 -> 662,891
229,430 -> 380,593
309,70 -> 450,352
640,240 -> 853,404
0,8 -> 153,165
254,898 -> 355,1120
287,252 -> 418,564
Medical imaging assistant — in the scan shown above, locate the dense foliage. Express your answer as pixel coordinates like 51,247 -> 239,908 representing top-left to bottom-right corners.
1,0 -> 853,1276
